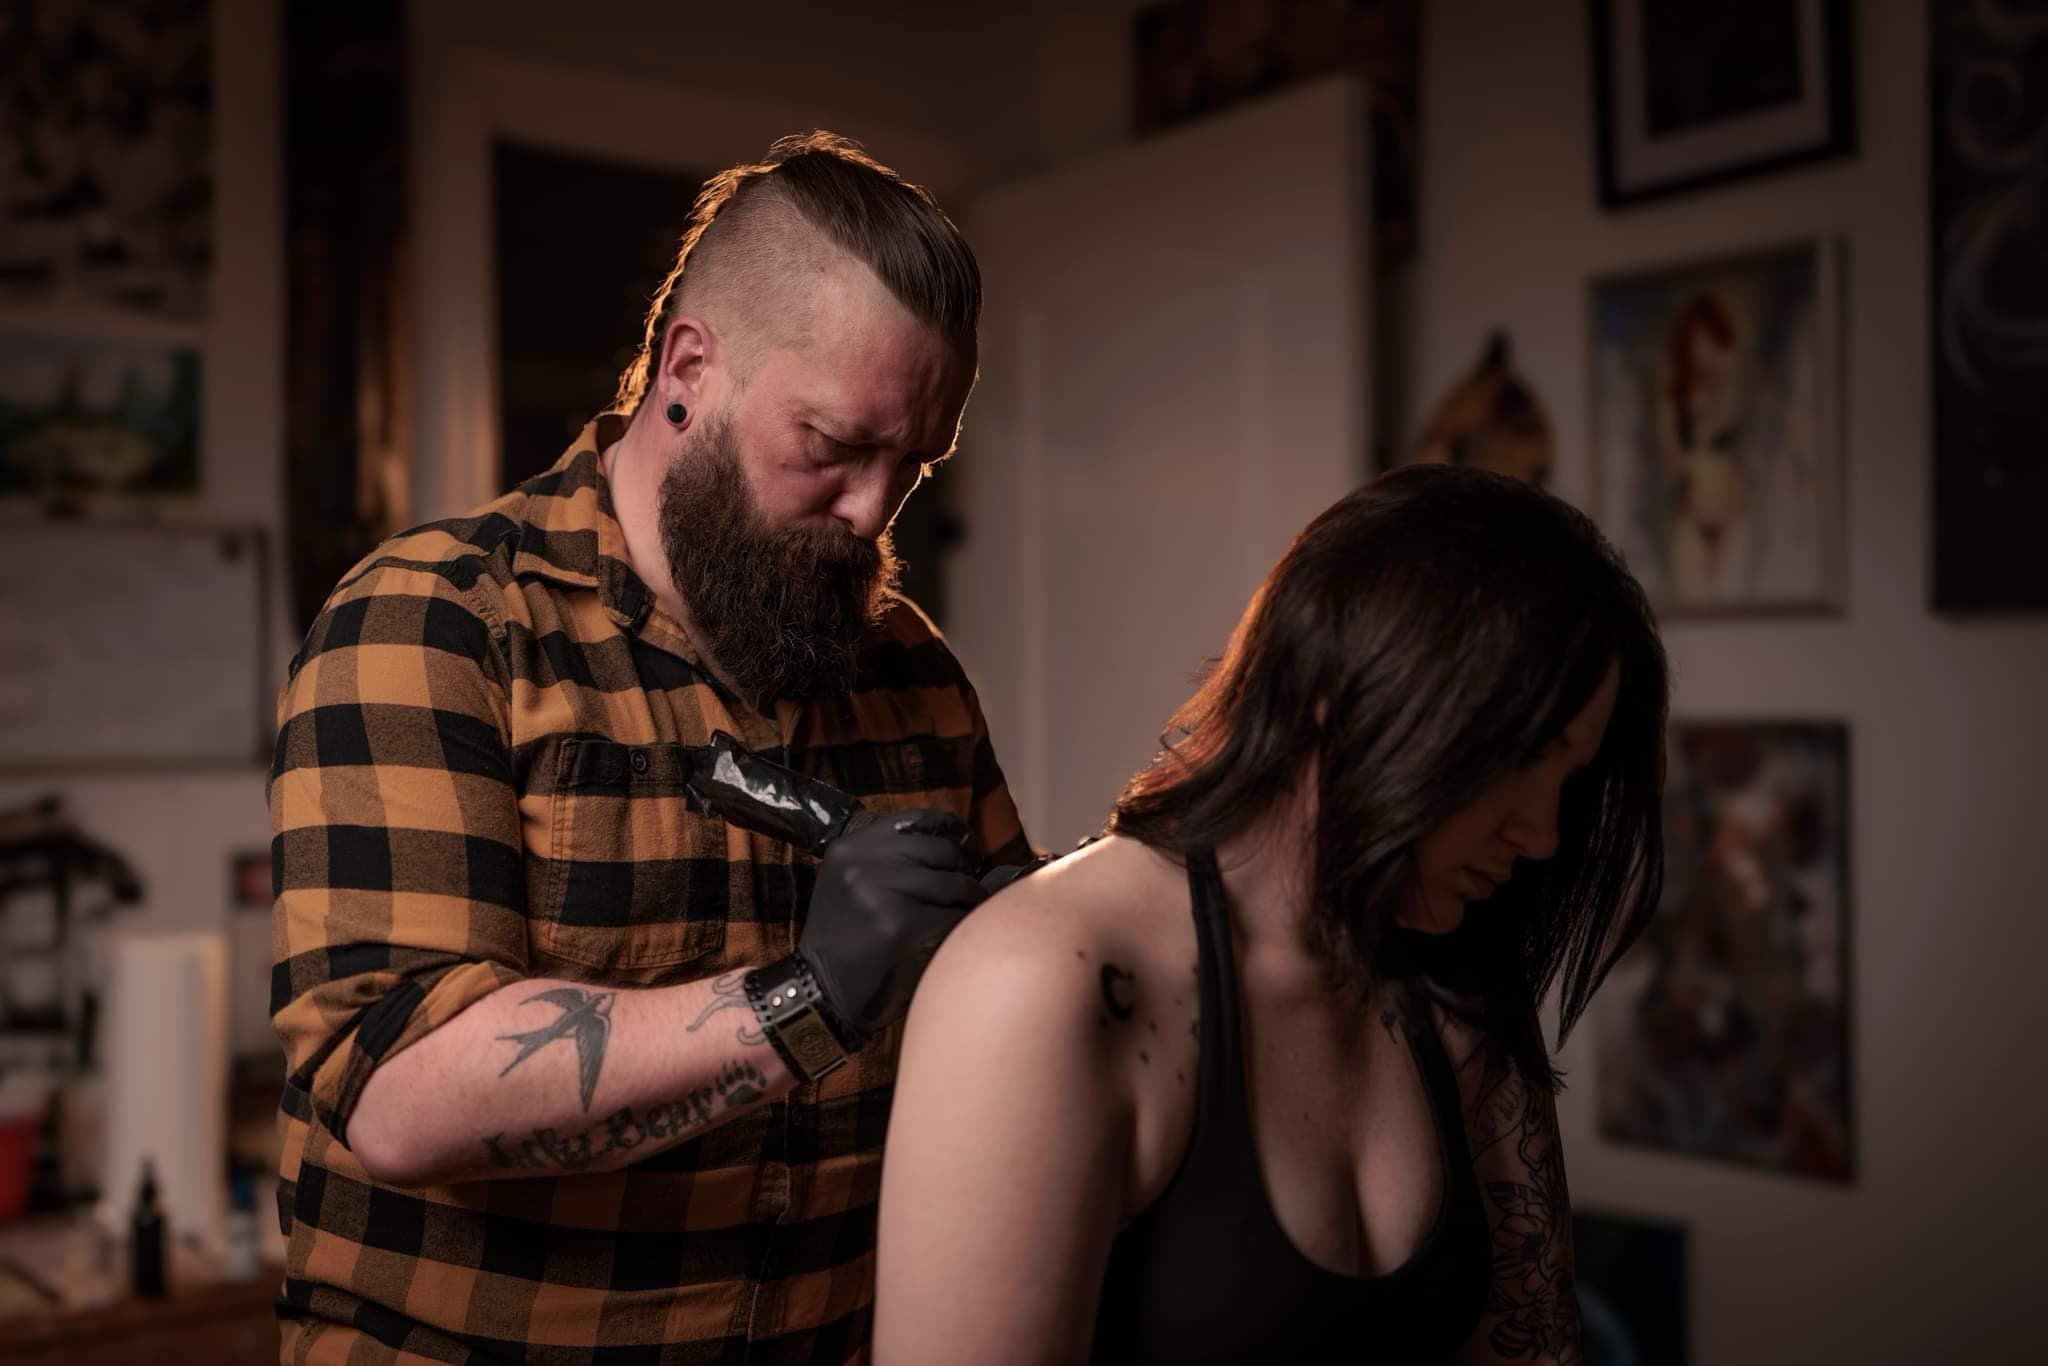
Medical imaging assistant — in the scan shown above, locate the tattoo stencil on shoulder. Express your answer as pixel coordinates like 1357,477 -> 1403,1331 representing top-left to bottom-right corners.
1099,963 -> 1136,1022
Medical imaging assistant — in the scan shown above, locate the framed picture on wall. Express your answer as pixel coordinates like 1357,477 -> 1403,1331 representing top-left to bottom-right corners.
0,0 -> 213,318
0,327 -> 202,506
1595,720 -> 1854,1184
1589,0 -> 1856,208
1589,239 -> 1843,617
1929,1 -> 2048,613
0,524 -> 268,769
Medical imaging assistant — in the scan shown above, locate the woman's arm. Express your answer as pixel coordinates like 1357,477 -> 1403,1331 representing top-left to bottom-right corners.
1456,1044 -> 1584,1366
874,892 -> 1130,1366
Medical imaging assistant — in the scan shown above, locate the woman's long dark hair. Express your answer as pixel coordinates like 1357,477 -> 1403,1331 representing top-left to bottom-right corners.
1111,464 -> 1669,1091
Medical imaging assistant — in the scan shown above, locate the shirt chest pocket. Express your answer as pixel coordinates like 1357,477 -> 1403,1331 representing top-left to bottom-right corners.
531,739 -> 730,977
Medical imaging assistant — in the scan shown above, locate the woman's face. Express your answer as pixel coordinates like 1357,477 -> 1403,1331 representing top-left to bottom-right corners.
1402,660 -> 1621,933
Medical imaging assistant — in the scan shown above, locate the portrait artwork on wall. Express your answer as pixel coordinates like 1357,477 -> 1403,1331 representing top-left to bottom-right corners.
0,0 -> 214,318
1589,0 -> 1855,208
1132,0 -> 1419,257
1596,721 -> 1854,1184
0,327 -> 201,502
1590,240 -> 1841,617
1930,0 -> 2048,613
1411,331 -> 1554,487
1574,1208 -> 1690,1366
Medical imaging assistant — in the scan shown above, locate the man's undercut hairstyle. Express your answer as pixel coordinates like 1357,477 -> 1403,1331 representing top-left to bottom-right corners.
614,130 -> 981,412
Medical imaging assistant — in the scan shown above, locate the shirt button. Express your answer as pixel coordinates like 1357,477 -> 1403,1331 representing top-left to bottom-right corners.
629,749 -> 650,775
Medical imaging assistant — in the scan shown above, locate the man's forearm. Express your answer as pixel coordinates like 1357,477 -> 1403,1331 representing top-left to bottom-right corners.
349,968 -> 795,1186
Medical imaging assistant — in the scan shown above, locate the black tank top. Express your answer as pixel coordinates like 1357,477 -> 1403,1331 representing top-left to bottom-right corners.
1092,850 -> 1491,1363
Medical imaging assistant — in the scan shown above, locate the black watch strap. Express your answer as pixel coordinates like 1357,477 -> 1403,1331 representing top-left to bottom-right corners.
743,956 -> 857,1084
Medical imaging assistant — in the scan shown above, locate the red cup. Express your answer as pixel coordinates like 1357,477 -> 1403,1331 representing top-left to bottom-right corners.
0,1116 -> 35,1223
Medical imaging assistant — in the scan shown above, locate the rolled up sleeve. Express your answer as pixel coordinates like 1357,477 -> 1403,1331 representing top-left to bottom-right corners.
268,562 -> 529,1144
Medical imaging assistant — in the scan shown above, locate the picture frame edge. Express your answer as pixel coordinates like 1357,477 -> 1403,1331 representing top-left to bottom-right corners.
1589,0 -> 1859,213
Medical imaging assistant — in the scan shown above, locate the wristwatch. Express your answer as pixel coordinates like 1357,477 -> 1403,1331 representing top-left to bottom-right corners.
743,955 -> 858,1084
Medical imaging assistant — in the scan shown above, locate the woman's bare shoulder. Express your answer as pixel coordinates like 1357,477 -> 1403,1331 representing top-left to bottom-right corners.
911,835 -> 1196,1050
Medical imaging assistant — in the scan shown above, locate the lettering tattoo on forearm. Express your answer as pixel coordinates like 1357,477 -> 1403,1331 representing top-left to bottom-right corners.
685,970 -> 767,1045
1468,1067 -> 1583,1364
482,1060 -> 770,1173
496,987 -> 616,1111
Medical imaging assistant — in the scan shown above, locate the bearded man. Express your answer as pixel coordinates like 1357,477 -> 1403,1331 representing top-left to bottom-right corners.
269,131 -> 1030,1364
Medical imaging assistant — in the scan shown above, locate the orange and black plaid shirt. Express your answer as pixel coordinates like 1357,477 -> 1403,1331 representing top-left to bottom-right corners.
269,416 -> 1030,1364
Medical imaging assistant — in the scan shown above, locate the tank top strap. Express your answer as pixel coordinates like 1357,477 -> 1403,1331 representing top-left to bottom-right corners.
1182,848 -> 1255,1168
1397,995 -> 1480,1183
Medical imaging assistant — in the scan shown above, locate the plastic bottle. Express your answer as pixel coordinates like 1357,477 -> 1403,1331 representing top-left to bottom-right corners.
223,1168 -> 261,1280
130,1159 -> 166,1298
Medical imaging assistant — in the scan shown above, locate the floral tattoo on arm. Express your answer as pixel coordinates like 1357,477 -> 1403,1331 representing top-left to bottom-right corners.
1468,1066 -> 1583,1364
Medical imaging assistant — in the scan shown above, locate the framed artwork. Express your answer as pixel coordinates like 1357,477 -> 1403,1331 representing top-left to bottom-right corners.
1930,1 -> 2048,613
1132,0 -> 1419,258
0,524 -> 267,769
0,0 -> 213,318
1590,240 -> 1842,617
1574,1208 -> 1690,1366
1596,721 -> 1854,1184
0,328 -> 202,502
1589,0 -> 1855,208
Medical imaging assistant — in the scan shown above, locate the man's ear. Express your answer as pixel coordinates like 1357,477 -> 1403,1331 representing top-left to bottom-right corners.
656,314 -> 716,409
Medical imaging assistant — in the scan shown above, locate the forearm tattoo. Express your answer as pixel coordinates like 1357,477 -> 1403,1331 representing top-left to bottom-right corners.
482,1060 -> 769,1172
496,987 -> 616,1111
1468,1068 -> 1583,1364
685,970 -> 767,1046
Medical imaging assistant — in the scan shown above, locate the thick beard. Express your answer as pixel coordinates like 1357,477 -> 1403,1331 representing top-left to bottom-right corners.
656,412 -> 899,706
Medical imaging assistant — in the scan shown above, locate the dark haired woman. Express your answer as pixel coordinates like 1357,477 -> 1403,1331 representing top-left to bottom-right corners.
872,465 -> 1669,1364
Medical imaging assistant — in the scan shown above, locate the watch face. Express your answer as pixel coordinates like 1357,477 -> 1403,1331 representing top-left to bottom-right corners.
779,1006 -> 848,1079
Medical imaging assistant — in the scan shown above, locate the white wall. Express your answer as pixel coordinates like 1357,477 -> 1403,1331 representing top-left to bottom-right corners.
0,0 -> 284,948
1417,4 -> 2044,1363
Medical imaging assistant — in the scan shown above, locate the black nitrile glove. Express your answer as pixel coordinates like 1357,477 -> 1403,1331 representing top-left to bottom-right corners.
797,808 -> 987,1043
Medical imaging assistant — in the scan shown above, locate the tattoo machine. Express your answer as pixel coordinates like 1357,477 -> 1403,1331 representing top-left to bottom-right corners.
681,731 -> 1048,891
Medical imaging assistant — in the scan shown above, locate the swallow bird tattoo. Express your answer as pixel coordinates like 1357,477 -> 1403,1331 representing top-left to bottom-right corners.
498,987 -> 617,1112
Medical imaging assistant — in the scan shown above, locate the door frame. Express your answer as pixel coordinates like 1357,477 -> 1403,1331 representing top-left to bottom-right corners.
409,48 -> 981,521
